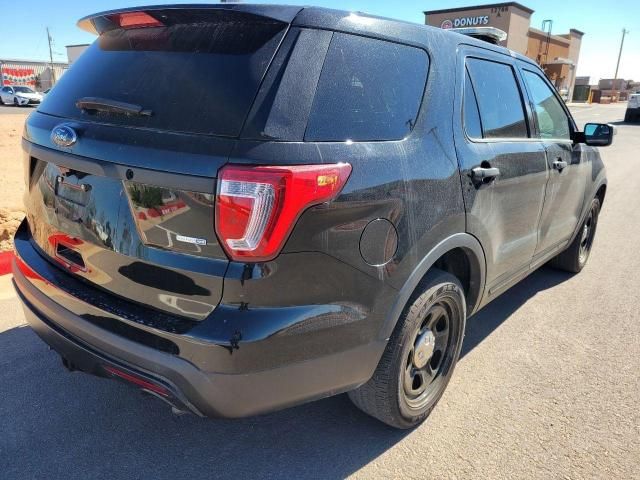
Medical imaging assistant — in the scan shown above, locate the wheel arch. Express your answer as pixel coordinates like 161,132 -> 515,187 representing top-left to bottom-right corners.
380,233 -> 486,341
595,182 -> 606,206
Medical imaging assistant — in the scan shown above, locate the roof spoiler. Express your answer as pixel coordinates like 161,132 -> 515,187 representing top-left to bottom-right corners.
77,4 -> 303,35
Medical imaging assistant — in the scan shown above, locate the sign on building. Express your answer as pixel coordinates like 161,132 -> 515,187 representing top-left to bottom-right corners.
1,67 -> 36,86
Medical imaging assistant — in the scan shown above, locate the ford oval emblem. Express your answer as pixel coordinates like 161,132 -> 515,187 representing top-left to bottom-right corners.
51,125 -> 78,148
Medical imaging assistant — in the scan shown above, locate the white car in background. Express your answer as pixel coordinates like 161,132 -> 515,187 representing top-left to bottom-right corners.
0,85 -> 44,106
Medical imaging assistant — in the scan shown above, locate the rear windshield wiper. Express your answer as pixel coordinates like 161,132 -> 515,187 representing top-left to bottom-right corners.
76,97 -> 152,117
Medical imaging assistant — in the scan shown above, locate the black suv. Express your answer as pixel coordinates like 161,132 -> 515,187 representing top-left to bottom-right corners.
13,5 -> 612,429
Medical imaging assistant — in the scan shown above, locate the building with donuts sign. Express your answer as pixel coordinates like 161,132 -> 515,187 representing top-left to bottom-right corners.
425,2 -> 584,100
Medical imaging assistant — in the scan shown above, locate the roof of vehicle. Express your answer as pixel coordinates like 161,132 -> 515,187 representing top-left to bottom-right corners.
78,4 -> 540,68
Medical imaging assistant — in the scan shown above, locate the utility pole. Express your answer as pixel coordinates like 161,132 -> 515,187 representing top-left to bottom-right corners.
46,27 -> 56,86
611,28 -> 629,102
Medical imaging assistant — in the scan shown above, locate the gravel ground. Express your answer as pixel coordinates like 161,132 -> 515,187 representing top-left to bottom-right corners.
0,107 -> 28,251
0,103 -> 638,479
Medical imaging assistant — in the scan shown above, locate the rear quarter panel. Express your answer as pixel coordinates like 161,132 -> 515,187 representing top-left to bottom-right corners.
227,28 -> 466,344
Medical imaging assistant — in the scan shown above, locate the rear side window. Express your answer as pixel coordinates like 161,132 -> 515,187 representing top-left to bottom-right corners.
463,69 -> 483,138
305,33 -> 428,142
466,57 -> 528,139
38,10 -> 287,136
522,70 -> 571,140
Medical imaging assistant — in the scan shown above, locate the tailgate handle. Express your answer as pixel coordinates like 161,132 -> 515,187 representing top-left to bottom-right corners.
55,241 -> 87,272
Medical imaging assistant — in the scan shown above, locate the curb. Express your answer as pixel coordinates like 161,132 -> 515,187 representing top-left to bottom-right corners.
0,251 -> 14,276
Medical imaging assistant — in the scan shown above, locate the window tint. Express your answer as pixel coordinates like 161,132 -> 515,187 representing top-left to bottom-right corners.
466,58 -> 528,139
305,33 -> 428,142
463,69 -> 482,138
38,10 -> 287,136
522,70 -> 571,140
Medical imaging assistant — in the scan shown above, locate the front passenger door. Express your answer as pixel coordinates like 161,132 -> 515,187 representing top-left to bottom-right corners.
520,68 -> 586,257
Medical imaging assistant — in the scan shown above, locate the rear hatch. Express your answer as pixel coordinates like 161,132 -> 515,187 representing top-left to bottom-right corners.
22,6 -> 297,321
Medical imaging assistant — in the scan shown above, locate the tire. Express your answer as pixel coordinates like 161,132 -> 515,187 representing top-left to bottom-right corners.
549,197 -> 600,273
14,97 -> 20,107
348,269 -> 466,429
624,111 -> 632,122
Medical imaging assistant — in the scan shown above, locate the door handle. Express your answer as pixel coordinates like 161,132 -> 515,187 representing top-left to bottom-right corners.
552,159 -> 568,171
471,166 -> 501,182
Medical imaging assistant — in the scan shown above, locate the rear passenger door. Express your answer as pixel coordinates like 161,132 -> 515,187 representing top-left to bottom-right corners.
519,66 -> 586,257
454,48 -> 549,296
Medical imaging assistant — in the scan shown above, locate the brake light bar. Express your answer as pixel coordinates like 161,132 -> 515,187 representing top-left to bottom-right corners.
107,12 -> 164,29
215,163 -> 352,262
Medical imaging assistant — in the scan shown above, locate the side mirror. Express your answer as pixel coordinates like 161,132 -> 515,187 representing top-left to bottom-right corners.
583,123 -> 615,147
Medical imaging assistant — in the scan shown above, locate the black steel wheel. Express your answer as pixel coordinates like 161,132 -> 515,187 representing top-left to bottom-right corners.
578,203 -> 597,264
550,196 -> 601,273
403,302 -> 452,409
348,269 -> 466,429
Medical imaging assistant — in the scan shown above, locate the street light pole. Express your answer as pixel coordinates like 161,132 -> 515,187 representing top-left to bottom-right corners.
46,27 -> 56,86
611,28 -> 629,102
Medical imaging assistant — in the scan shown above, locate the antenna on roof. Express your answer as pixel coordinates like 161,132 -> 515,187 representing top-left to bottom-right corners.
449,26 -> 507,45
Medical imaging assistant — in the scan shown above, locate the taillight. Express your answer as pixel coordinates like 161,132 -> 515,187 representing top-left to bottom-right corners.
216,163 -> 352,262
107,12 -> 164,29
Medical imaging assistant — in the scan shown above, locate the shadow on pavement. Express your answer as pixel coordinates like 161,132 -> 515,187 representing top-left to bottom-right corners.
462,266 -> 572,358
609,120 -> 640,126
0,266 -> 572,479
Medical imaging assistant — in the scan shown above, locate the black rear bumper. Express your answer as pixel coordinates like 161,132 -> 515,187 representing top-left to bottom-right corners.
15,282 -> 201,415
13,222 -> 386,417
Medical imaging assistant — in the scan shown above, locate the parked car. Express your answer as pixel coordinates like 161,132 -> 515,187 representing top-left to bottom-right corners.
13,5 -> 612,429
625,93 -> 640,122
0,85 -> 43,106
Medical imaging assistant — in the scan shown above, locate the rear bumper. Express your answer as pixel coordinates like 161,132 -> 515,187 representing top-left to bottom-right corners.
13,223 -> 386,418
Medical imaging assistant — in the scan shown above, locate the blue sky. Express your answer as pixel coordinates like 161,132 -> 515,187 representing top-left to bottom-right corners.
0,0 -> 637,82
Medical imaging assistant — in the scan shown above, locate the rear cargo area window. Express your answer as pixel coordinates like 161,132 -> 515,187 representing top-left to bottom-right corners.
305,34 -> 428,142
38,11 -> 287,136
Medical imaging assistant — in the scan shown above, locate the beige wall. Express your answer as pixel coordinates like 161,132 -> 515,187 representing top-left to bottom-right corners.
66,45 -> 90,65
506,9 -> 530,54
527,29 -> 571,65
562,30 -> 583,66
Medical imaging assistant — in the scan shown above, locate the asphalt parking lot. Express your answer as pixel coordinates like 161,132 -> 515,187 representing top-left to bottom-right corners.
0,104 -> 38,115
0,103 -> 638,479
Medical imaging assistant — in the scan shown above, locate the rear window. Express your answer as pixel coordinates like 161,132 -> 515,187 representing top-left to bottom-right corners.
39,11 -> 287,136
305,34 -> 428,142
